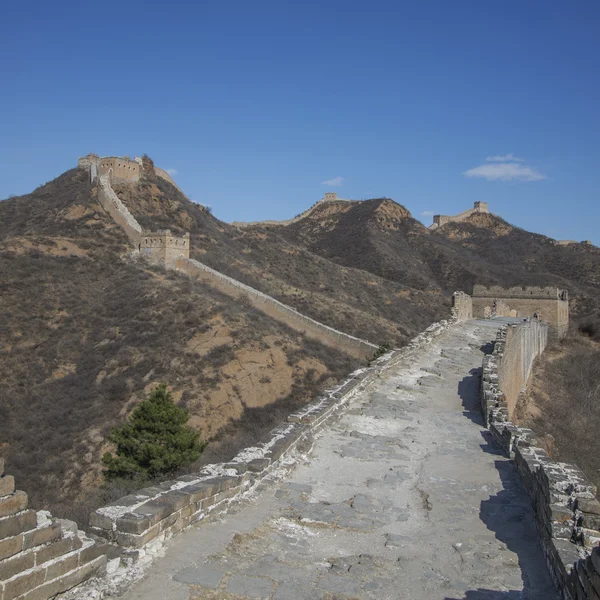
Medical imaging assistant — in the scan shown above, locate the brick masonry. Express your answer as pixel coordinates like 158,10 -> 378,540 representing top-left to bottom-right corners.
481,322 -> 600,599
0,469 -> 106,600
473,285 -> 569,339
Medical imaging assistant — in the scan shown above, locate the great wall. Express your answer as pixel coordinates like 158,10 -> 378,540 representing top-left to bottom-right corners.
231,192 -> 351,229
1,156 -> 598,599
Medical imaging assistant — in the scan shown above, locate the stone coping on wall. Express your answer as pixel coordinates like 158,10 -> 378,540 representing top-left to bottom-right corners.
176,257 -> 379,359
97,175 -> 142,244
481,325 -> 600,599
79,317 -> 454,598
0,458 -> 107,600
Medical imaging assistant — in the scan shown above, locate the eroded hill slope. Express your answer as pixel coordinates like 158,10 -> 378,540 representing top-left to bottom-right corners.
0,169 -> 359,519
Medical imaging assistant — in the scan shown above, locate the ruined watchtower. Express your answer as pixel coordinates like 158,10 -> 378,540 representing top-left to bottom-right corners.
140,230 -> 190,270
472,285 -> 569,338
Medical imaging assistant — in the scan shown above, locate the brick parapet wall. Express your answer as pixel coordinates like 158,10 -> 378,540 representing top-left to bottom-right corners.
481,325 -> 600,599
473,285 -> 562,299
472,286 -> 569,339
0,459 -> 107,600
175,257 -> 379,360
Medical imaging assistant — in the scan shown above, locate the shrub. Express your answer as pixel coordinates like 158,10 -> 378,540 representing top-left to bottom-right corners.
371,342 -> 393,362
102,384 -> 206,480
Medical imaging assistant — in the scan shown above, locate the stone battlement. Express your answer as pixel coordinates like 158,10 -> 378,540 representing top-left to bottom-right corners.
430,201 -> 489,229
141,230 -> 190,270
77,153 -> 179,190
473,284 -> 568,301
0,459 -> 107,600
471,285 -> 569,338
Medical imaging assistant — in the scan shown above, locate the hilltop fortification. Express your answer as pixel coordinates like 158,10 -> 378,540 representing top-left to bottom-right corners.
429,201 -> 489,229
77,153 -> 186,196
232,192 -> 355,228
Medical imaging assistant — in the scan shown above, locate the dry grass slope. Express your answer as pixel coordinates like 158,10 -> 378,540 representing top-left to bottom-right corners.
0,170 -> 359,523
516,326 -> 600,492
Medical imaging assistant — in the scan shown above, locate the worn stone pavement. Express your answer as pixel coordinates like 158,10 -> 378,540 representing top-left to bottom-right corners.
118,320 -> 558,600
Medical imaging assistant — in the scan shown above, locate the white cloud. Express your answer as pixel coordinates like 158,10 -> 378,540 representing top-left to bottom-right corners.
322,176 -> 344,186
463,160 -> 545,182
420,210 -> 436,217
484,154 -> 523,163
166,168 -> 177,176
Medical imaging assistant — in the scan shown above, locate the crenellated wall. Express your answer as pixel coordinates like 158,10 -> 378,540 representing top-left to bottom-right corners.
0,459 -> 107,600
94,170 -> 378,359
481,323 -> 600,599
473,285 -> 569,339
77,154 -> 179,190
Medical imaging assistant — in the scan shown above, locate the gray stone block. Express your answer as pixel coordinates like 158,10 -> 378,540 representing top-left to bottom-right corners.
173,564 -> 224,588
22,522 -> 62,550
227,573 -> 274,598
0,509 -> 37,540
247,458 -> 271,473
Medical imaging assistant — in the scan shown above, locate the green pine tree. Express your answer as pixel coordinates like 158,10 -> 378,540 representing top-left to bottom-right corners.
102,384 -> 205,480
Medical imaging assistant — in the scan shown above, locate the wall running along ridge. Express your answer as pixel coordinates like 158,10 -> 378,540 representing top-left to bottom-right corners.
97,175 -> 142,246
429,201 -> 489,230
0,459 -> 107,600
481,323 -> 600,600
175,257 -> 378,360
94,170 -> 377,358
231,194 -> 353,229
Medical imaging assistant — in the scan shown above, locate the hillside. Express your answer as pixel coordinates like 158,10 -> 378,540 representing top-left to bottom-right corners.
279,199 -> 600,321
433,212 -> 600,318
4,164 -> 599,525
114,175 -> 448,345
0,169 -> 360,520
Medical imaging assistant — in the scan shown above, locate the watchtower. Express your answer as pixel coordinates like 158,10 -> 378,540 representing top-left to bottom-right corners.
140,230 -> 190,269
472,285 -> 569,338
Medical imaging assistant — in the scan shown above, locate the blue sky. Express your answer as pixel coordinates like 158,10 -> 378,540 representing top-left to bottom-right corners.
1,1 -> 598,244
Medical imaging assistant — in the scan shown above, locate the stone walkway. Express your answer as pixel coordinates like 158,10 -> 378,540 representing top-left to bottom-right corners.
118,321 -> 557,600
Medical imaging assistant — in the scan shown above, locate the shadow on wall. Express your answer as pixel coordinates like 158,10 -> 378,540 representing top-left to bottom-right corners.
479,460 -> 559,599
455,342 -> 559,600
445,591 -> 524,599
458,367 -> 485,426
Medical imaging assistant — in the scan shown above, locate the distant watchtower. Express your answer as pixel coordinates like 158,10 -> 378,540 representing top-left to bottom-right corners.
431,201 -> 490,229
322,192 -> 339,202
140,230 -> 190,270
